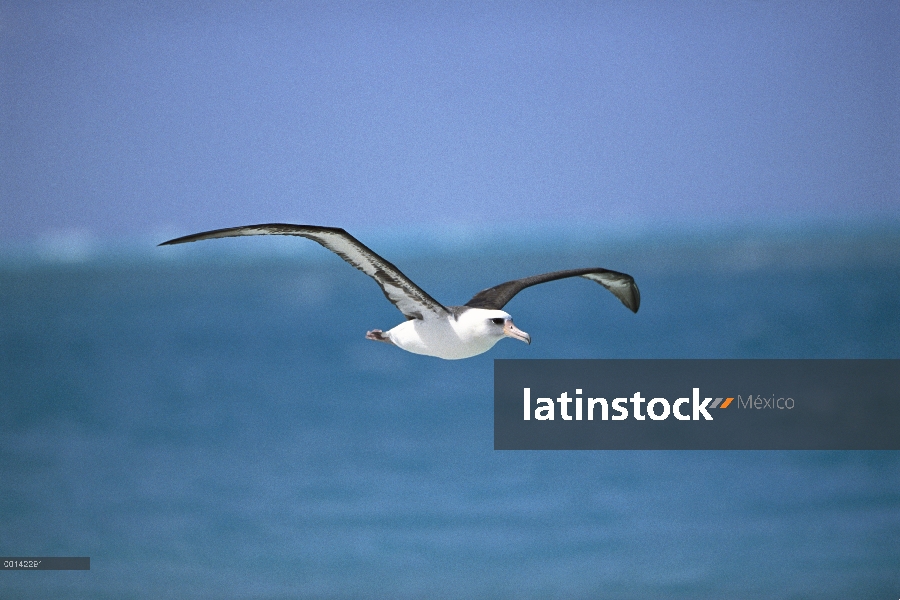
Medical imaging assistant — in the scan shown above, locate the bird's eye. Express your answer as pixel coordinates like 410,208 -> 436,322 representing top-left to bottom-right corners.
490,318 -> 505,325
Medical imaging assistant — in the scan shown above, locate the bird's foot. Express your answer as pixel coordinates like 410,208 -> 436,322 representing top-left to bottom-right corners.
365,329 -> 394,345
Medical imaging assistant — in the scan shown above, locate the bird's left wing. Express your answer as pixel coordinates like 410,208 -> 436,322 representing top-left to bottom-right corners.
464,267 -> 640,313
160,224 -> 449,320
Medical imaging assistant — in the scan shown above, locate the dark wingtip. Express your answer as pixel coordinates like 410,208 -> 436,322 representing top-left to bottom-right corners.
158,238 -> 188,246
158,235 -> 191,246
629,284 -> 641,313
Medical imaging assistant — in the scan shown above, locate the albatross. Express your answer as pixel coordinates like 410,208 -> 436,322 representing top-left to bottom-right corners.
160,224 -> 640,360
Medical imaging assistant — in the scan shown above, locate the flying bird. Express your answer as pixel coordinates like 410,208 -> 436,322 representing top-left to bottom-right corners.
159,224 -> 640,359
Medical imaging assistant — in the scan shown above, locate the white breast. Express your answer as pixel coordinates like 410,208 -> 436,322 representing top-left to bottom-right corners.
385,313 -> 504,360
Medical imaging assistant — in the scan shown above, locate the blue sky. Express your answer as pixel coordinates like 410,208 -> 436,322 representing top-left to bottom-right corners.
1,1 -> 898,242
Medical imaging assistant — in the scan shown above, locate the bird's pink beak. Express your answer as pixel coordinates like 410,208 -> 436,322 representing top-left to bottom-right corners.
503,319 -> 531,345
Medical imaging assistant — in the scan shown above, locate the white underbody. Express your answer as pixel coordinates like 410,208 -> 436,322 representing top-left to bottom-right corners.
383,308 -> 520,360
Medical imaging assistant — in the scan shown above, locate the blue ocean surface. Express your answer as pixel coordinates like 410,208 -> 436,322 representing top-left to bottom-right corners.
1,224 -> 899,599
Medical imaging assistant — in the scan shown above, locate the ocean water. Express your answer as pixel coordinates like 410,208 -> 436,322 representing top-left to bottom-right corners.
1,225 -> 899,599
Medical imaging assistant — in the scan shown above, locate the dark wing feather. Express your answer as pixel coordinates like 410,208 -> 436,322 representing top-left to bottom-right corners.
464,267 -> 640,313
160,224 -> 449,320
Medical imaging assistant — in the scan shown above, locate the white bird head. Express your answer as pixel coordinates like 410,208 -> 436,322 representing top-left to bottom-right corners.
459,308 -> 531,346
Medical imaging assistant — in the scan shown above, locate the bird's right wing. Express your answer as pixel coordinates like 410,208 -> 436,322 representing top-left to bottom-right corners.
160,224 -> 449,320
464,267 -> 640,313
